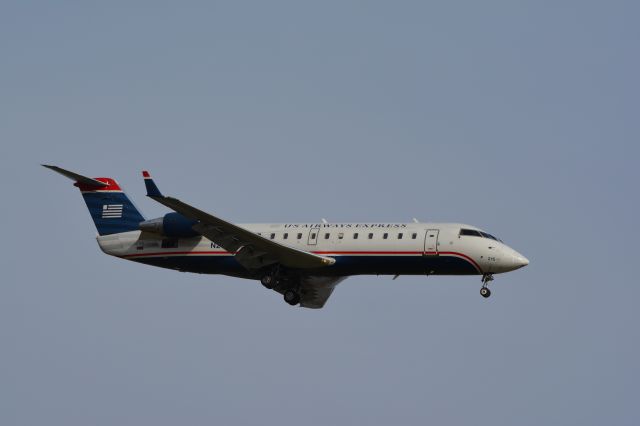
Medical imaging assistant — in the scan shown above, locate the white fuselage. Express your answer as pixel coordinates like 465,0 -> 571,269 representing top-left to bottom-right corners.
97,222 -> 529,278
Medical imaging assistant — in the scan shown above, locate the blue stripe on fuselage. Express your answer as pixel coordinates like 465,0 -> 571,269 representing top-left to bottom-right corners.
129,254 -> 479,277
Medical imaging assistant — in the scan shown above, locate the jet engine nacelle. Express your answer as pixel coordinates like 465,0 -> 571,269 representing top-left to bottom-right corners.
139,213 -> 199,238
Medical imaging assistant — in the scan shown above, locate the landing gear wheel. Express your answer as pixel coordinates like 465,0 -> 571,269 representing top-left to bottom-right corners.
283,289 -> 301,306
480,274 -> 493,299
260,275 -> 274,289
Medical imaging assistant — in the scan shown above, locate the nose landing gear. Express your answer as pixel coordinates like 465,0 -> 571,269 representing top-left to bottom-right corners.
480,274 -> 493,298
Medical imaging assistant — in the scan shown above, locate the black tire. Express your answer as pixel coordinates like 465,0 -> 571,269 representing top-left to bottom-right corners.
284,290 -> 300,305
480,287 -> 491,298
260,275 -> 274,289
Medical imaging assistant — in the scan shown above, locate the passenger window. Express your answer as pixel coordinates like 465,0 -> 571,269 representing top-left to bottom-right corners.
297,233 -> 302,240
311,233 -> 316,239
411,233 -> 417,239
398,233 -> 403,239
324,233 -> 330,239
383,233 -> 388,239
353,233 -> 359,239
368,233 -> 374,239
338,233 -> 344,239
270,233 -> 275,239
283,233 -> 288,239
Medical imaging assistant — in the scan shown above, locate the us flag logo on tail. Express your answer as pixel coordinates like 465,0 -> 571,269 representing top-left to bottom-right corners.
102,204 -> 123,219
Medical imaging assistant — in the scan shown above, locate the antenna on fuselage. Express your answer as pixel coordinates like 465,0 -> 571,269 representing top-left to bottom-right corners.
412,218 -> 420,223
321,218 -> 328,224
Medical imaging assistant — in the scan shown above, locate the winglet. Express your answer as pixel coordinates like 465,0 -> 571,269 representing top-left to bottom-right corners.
142,170 -> 163,198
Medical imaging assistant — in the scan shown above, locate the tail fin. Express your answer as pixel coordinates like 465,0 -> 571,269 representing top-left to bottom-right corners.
43,165 -> 145,235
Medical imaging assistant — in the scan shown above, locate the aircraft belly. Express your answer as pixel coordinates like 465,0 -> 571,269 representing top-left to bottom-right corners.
130,255 -> 250,277
322,255 -> 479,276
126,253 -> 478,277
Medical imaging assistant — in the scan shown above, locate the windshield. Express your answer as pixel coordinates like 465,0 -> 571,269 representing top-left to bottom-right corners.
480,231 -> 502,242
460,228 -> 502,242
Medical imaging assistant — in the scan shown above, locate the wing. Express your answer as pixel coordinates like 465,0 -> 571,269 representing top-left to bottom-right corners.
293,276 -> 347,309
142,171 -> 335,271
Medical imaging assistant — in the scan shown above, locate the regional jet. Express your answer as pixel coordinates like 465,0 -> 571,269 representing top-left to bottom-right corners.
44,165 -> 529,308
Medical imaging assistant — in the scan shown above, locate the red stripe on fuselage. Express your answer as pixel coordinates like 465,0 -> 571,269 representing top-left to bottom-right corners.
313,251 -> 423,255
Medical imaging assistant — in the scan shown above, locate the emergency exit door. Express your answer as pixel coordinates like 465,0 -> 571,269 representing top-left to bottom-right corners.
423,229 -> 439,255
308,227 -> 320,245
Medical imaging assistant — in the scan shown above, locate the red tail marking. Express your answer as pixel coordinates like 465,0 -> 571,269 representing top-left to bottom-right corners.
75,177 -> 122,192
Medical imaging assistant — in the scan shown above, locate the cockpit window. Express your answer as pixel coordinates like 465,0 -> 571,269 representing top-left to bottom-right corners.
460,228 -> 502,242
480,232 -> 499,241
460,229 -> 482,237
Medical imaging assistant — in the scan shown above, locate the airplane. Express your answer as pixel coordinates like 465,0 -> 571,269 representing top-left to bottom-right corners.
43,165 -> 529,308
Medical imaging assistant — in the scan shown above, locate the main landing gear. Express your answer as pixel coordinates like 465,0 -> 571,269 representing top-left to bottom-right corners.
260,269 -> 302,306
480,274 -> 494,298
260,264 -> 283,289
260,274 -> 275,289
283,289 -> 301,306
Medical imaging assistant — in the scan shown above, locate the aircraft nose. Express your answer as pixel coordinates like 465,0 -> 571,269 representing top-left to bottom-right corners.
513,253 -> 529,269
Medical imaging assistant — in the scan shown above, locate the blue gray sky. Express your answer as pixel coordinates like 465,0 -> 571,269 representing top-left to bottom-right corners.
2,1 -> 639,425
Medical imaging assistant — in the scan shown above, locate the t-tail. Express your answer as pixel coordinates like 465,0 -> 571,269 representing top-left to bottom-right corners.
43,165 -> 145,235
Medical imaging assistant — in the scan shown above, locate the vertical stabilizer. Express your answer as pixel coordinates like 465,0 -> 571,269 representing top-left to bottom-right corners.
43,165 -> 145,235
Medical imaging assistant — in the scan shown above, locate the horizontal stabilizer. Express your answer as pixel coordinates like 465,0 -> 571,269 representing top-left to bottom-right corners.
42,164 -> 108,188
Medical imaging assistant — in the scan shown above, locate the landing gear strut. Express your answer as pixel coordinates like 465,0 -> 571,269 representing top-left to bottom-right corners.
480,274 -> 493,298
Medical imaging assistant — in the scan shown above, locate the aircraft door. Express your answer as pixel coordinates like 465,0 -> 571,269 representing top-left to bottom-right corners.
423,229 -> 439,255
308,227 -> 320,245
